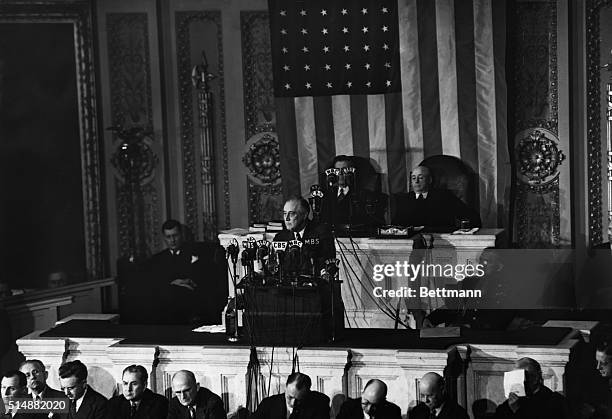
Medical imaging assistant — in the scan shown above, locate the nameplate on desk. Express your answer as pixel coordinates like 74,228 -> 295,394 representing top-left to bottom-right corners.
419,327 -> 461,338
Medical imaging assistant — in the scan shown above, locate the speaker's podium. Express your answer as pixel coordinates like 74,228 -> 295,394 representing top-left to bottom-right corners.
243,282 -> 344,346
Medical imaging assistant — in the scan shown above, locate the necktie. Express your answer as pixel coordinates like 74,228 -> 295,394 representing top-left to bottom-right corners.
295,232 -> 301,241
189,405 -> 196,418
338,190 -> 346,202
130,402 -> 137,417
417,194 -> 425,201
69,399 -> 77,418
429,409 -> 437,419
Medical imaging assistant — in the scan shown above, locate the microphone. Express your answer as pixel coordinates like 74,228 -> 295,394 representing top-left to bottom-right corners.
309,185 -> 324,216
272,241 -> 288,281
226,238 -> 240,264
325,168 -> 340,189
341,166 -> 357,190
287,239 -> 303,275
303,237 -> 320,278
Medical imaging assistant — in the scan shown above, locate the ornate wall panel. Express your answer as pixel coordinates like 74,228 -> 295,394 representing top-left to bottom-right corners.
175,11 -> 230,238
106,13 -> 161,257
511,1 -> 566,248
241,11 -> 283,224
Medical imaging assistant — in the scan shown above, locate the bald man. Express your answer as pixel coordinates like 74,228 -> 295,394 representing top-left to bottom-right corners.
409,373 -> 468,419
494,358 -> 571,419
392,166 -> 481,232
167,370 -> 226,419
336,379 -> 400,419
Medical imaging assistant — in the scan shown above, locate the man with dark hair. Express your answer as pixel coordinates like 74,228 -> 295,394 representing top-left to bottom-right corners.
148,219 -> 227,325
494,358 -> 571,419
167,370 -> 225,419
58,360 -> 107,419
392,166 -> 481,232
252,372 -> 329,419
105,365 -> 167,419
2,370 -> 47,418
319,155 -> 386,230
337,379 -> 401,419
19,360 -> 66,418
409,372 -> 468,419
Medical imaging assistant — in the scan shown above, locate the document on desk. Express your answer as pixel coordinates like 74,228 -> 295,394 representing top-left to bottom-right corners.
504,369 -> 526,398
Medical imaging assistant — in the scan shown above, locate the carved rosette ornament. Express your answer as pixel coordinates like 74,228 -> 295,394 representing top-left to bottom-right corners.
516,128 -> 565,190
109,126 -> 158,185
242,132 -> 281,185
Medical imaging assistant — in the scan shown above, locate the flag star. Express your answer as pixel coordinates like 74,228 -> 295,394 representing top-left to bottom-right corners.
304,64 -> 311,71
362,26 -> 369,34
324,64 -> 331,70
342,27 -> 349,34
382,25 -> 388,32
347,81 -> 352,87
366,81 -> 372,87
343,45 -> 350,52
280,10 -> 286,16
280,28 -> 287,35
305,82 -> 312,89
302,46 -> 309,53
341,8 -> 348,15
322,28 -> 328,35
382,7 -> 389,13
345,63 -> 351,69
363,44 -> 370,51
384,62 -> 391,68
361,8 -> 368,15
300,9 -> 307,16
382,43 -> 389,50
326,82 -> 333,88
301,28 -> 308,35
321,9 -> 327,16
285,83 -> 291,89
283,65 -> 290,71
281,47 -> 288,53
323,46 -> 330,53
364,63 -> 371,70
386,80 -> 392,87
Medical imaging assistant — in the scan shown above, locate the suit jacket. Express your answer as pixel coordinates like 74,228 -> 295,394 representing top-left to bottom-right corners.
273,221 -> 335,275
68,387 -> 108,419
336,397 -> 401,419
392,189 -> 481,232
33,386 -> 69,418
409,401 -> 469,419
493,386 -> 571,419
166,387 -> 226,419
251,391 -> 330,419
106,389 -> 168,419
319,188 -> 386,227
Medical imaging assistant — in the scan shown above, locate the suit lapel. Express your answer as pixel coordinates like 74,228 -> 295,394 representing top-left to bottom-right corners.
77,391 -> 92,419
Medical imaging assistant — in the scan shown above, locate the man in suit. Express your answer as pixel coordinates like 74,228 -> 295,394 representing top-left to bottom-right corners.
336,379 -> 400,419
167,370 -> 225,419
392,166 -> 481,232
1,370 -> 47,418
494,358 -> 571,419
148,219 -> 227,325
319,155 -> 386,230
19,360 -> 66,417
106,365 -> 167,419
273,197 -> 335,277
409,373 -> 468,419
252,372 -> 329,419
58,360 -> 107,419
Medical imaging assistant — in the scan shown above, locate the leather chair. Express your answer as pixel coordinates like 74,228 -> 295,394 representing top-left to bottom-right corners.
418,155 -> 479,210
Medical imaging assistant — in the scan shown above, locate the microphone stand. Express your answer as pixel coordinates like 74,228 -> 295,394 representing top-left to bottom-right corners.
226,240 -> 240,342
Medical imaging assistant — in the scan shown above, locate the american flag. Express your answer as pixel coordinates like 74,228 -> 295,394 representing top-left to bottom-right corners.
271,0 -> 509,227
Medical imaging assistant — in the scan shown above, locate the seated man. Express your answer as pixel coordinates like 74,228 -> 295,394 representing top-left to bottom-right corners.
409,372 -> 468,419
252,372 -> 329,419
106,365 -> 168,419
392,166 -> 481,232
337,379 -> 401,419
58,360 -> 108,419
1,370 -> 47,418
19,359 -> 66,417
274,197 -> 335,277
167,370 -> 226,419
147,219 -> 227,325
319,155 -> 386,229
494,357 -> 571,419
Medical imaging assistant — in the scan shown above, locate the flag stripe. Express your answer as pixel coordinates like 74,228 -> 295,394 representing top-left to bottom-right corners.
417,0 -> 443,156
435,0 -> 461,158
332,95 -> 354,156
474,0 -> 497,227
454,0 -> 479,174
276,97 -> 301,197
385,92 -> 408,193
399,0 -> 424,171
350,95 -> 371,158
294,96 -> 319,197
313,96 -> 336,172
367,94 -> 389,195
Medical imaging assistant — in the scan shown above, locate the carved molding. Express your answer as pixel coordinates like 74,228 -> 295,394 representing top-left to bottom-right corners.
586,0 -> 612,246
176,11 -> 230,234
0,0 -> 103,278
